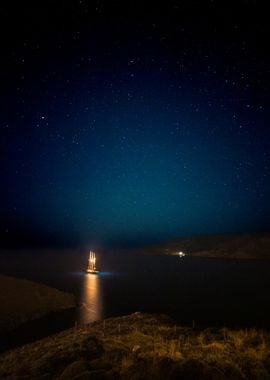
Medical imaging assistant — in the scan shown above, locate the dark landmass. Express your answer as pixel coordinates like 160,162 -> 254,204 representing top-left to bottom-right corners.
1,312 -> 270,380
0,275 -> 75,335
137,232 -> 270,260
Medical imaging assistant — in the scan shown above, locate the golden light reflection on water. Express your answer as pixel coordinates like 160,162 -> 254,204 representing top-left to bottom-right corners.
79,273 -> 103,324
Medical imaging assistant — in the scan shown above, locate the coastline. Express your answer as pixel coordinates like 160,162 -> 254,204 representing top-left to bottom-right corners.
0,275 -> 76,337
138,232 -> 270,260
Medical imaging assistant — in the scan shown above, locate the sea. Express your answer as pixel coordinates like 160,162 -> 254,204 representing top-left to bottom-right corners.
1,249 -> 270,349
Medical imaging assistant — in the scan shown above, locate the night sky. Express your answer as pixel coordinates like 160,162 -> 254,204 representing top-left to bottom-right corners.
1,1 -> 269,248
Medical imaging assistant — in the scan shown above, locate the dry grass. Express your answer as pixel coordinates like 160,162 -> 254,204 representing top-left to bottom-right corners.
1,313 -> 270,379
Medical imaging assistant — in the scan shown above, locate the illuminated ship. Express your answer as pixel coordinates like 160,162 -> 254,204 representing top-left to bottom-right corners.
86,251 -> 99,274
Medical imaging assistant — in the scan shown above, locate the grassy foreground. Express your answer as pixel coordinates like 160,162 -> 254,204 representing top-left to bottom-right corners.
1,313 -> 270,379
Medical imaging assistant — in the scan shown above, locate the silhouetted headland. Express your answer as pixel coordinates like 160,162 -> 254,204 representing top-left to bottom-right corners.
0,275 -> 75,336
137,232 -> 270,260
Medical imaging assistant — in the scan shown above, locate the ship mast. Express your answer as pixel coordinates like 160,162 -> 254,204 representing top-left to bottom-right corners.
88,251 -> 96,272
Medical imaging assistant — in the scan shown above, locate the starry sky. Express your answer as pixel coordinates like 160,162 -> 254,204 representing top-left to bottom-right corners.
1,1 -> 269,248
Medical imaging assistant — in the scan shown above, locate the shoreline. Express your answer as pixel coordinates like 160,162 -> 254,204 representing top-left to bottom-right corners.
0,275 -> 76,337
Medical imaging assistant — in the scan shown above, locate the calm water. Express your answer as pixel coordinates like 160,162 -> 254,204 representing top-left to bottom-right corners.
1,249 -> 270,328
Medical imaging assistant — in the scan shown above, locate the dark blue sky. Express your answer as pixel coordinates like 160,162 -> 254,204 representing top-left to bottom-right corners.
1,1 -> 269,247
